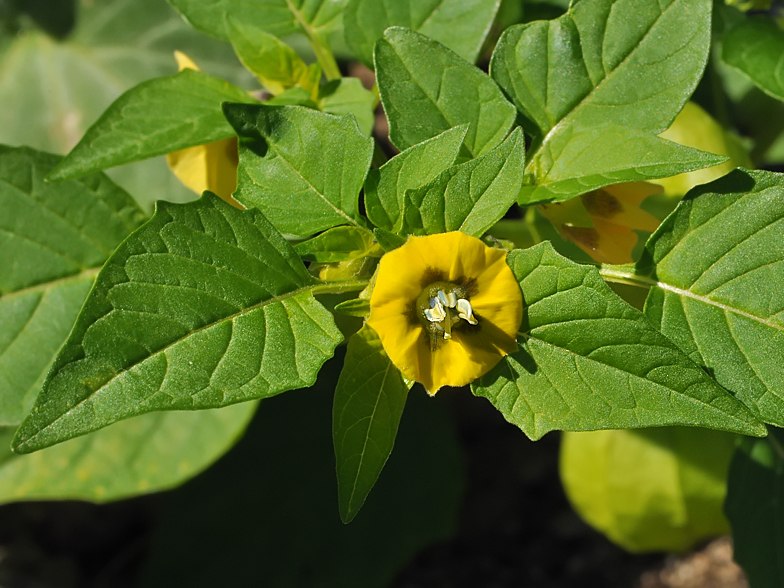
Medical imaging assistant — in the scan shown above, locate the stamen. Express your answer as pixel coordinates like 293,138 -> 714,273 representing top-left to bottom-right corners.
438,290 -> 457,308
424,297 -> 446,322
456,299 -> 478,325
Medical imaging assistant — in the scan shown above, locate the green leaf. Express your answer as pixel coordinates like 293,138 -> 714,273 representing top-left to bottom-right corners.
375,27 -> 517,158
0,0 -> 253,211
12,193 -> 344,453
343,0 -> 501,67
333,325 -> 410,523
226,103 -> 374,238
373,227 -> 407,252
723,17 -> 784,102
365,125 -> 468,232
294,226 -> 379,263
725,429 -> 784,588
48,70 -> 257,181
226,17 -> 317,96
0,402 -> 256,502
561,427 -> 735,553
333,297 -> 370,317
0,146 -> 146,425
402,128 -> 525,237
518,124 -> 728,205
637,169 -> 784,428
167,0 -> 347,42
491,0 -> 712,144
472,242 -> 767,440
318,78 -> 377,137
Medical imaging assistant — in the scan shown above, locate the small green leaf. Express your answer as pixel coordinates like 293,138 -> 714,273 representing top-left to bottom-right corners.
333,298 -> 370,318
491,0 -> 712,144
167,0 -> 347,42
0,146 -> 146,425
226,17 -> 316,96
519,124 -> 728,206
48,70 -> 257,181
725,428 -> 784,588
402,128 -> 525,237
365,125 -> 468,232
317,78 -> 377,137
375,27 -> 517,158
294,226 -> 379,263
472,242 -> 767,440
334,325 -> 410,523
373,228 -> 407,252
639,169 -> 784,427
226,103 -> 374,238
12,193 -> 344,453
0,402 -> 256,502
723,17 -> 784,102
344,0 -> 501,67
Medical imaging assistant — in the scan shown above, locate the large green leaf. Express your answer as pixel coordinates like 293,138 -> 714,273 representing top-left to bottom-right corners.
0,402 -> 256,502
491,0 -> 712,199
634,169 -> 784,428
48,70 -> 257,181
472,242 -> 766,440
226,103 -> 374,238
723,17 -> 784,102
167,0 -> 347,42
12,193 -> 344,453
343,0 -> 501,67
333,325 -> 410,523
402,127 -> 526,237
365,125 -> 467,232
561,427 -> 735,553
0,0 -> 253,210
519,124 -> 728,205
725,428 -> 784,588
375,27 -> 517,158
0,146 -> 146,425
491,0 -> 712,143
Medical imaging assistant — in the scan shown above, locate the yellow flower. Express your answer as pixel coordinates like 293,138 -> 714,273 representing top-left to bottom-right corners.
166,51 -> 242,207
368,232 -> 522,395
540,181 -> 662,265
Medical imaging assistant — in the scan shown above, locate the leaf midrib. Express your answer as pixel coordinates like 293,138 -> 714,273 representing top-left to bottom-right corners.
21,281 -> 321,447
599,267 -> 784,333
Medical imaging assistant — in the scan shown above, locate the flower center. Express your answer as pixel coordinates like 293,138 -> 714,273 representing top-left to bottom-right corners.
415,281 -> 477,342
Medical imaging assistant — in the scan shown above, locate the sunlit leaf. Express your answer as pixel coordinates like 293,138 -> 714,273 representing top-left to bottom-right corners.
12,193 -> 344,453
333,325 -> 410,523
473,242 -> 767,440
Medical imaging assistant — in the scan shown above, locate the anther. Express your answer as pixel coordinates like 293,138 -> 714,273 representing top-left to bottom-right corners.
456,299 -> 478,325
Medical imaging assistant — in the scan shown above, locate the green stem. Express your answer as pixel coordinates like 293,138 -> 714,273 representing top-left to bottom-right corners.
525,207 -> 543,245
283,0 -> 341,81
312,279 -> 369,295
310,33 -> 341,81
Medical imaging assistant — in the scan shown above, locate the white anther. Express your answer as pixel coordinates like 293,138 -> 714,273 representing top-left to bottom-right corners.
424,297 -> 446,322
456,299 -> 478,325
437,290 -> 457,308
